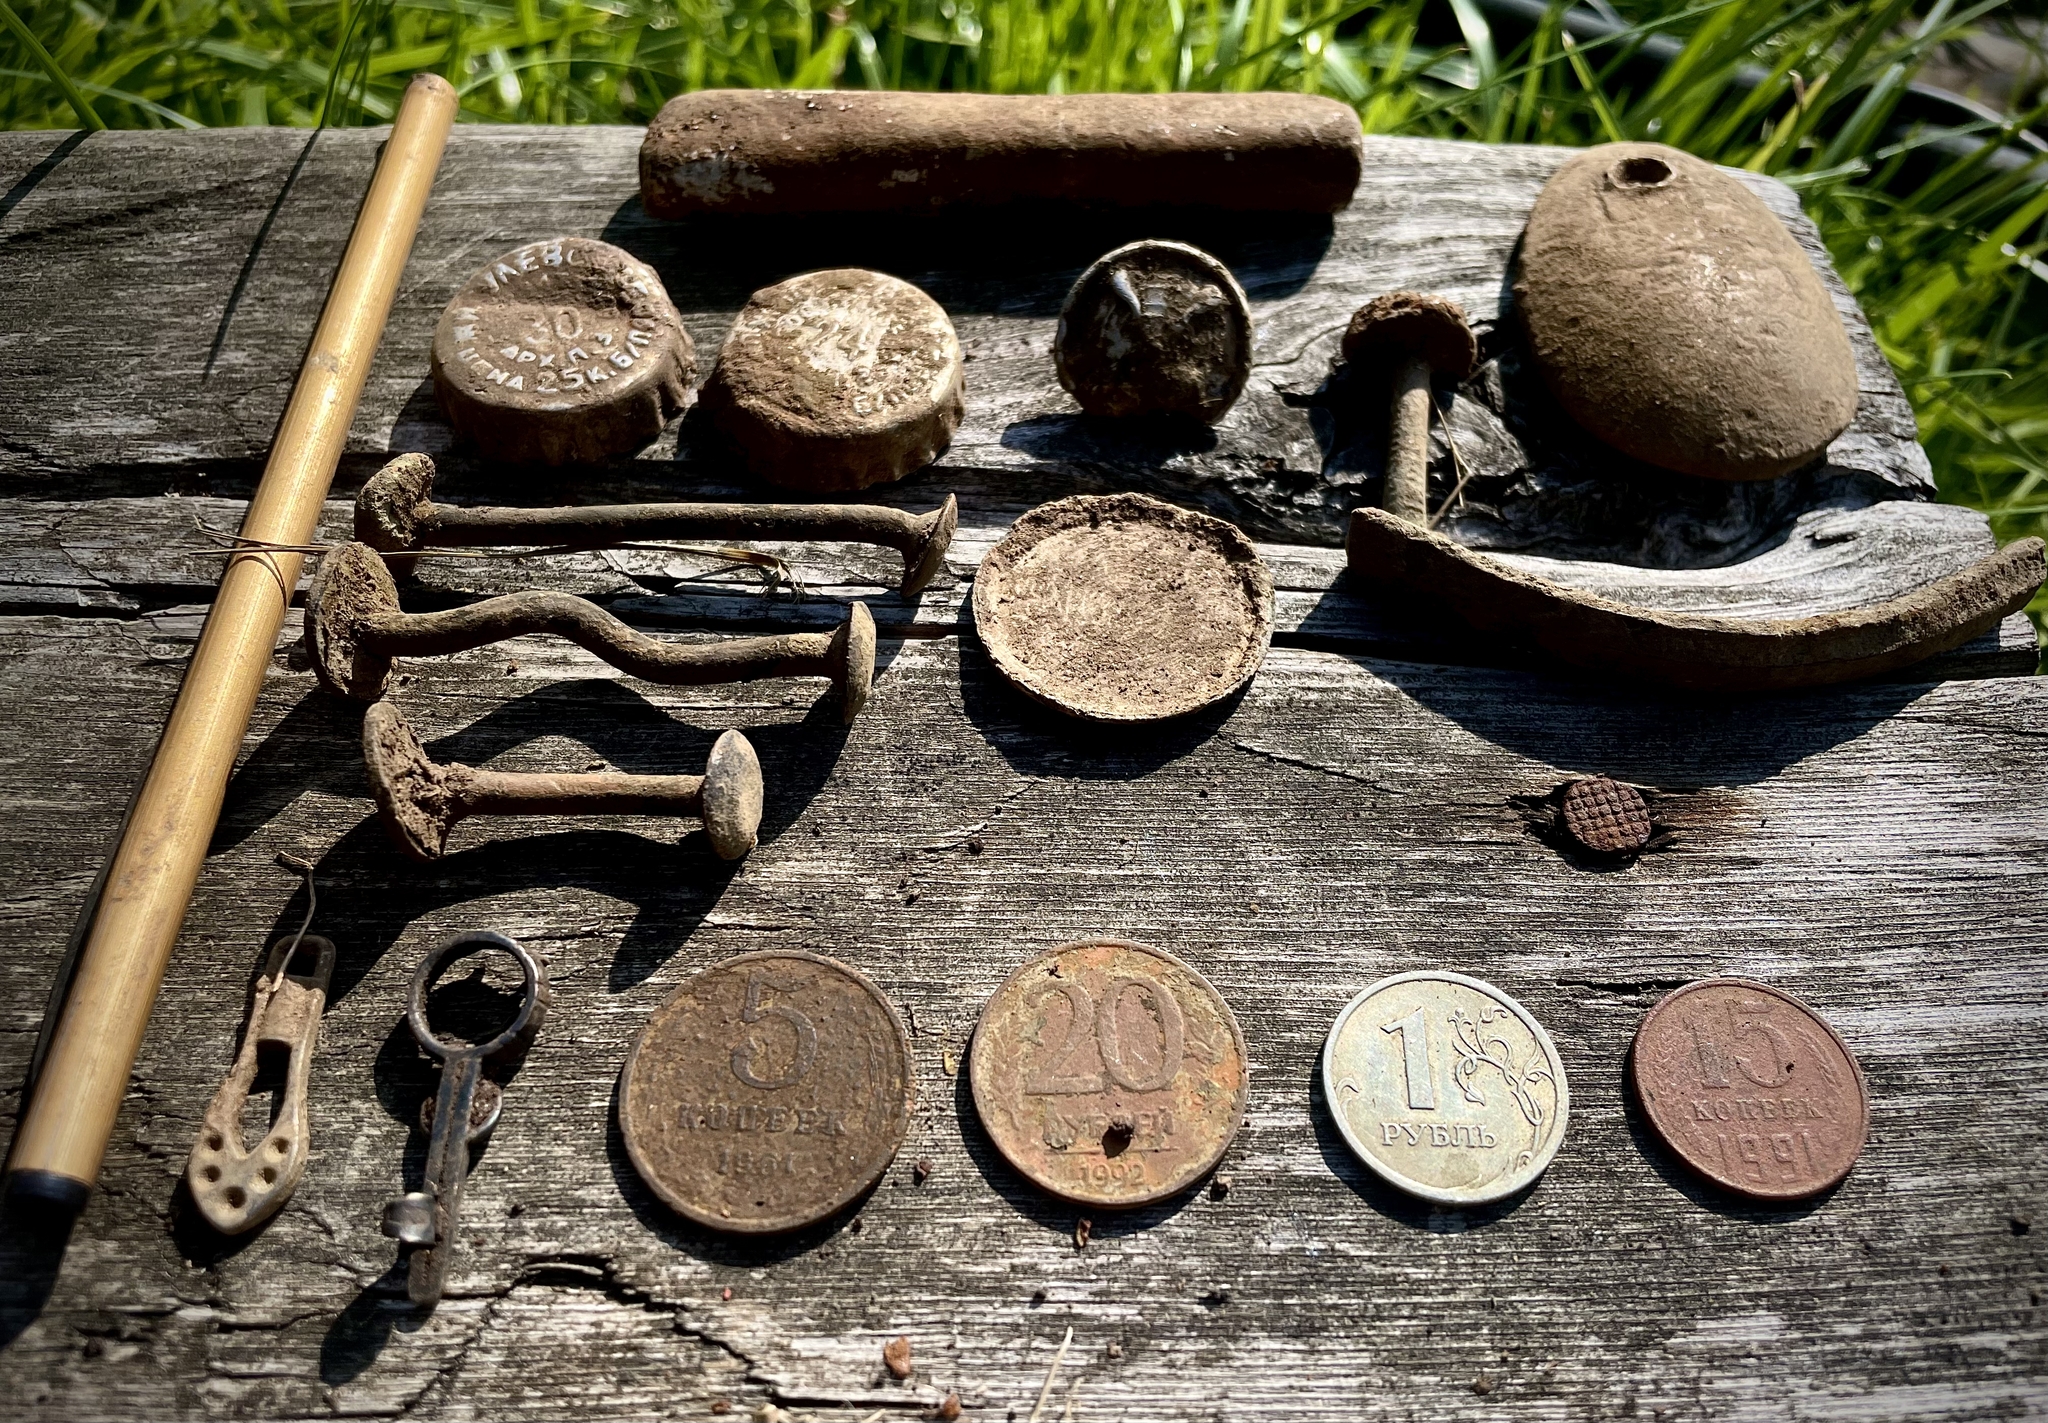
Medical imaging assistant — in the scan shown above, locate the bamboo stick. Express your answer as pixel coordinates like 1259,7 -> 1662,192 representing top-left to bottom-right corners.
5,73 -> 457,1210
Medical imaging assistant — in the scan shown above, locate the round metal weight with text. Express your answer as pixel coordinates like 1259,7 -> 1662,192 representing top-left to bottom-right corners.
430,236 -> 696,465
1323,971 -> 1570,1207
1629,978 -> 1867,1201
969,938 -> 1248,1209
706,268 -> 964,492
972,492 -> 1274,723
620,951 -> 914,1234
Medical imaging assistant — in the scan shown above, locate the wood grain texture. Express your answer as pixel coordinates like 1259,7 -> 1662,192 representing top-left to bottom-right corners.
0,617 -> 2043,1421
0,125 -> 2042,1422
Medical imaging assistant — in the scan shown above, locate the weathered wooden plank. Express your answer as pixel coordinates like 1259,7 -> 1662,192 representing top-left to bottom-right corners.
1,615 -> 2042,1420
0,125 -> 1937,563
0,492 -> 2035,679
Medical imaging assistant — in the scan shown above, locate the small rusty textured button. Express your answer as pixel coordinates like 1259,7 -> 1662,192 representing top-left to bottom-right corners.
1630,978 -> 1867,1201
973,492 -> 1274,723
619,951 -> 913,1233
1054,240 -> 1253,424
1559,775 -> 1652,855
706,268 -> 964,492
969,938 -> 1248,1209
431,237 -> 696,465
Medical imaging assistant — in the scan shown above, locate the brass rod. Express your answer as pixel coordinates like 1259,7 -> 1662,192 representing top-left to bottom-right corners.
6,72 -> 457,1208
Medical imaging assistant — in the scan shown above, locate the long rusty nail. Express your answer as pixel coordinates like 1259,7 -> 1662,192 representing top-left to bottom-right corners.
308,541 -> 876,723
356,453 -> 957,595
362,701 -> 763,862
1340,293 -> 1478,526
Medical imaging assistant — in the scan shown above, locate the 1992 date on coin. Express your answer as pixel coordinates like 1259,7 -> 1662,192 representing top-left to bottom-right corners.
969,940 -> 1247,1208
1630,978 -> 1867,1201
619,951 -> 913,1234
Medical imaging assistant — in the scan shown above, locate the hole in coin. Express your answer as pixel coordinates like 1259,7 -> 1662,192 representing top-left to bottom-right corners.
1101,1120 -> 1134,1158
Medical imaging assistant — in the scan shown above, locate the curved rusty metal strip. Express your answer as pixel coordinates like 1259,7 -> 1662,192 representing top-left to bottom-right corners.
1346,507 -> 2045,690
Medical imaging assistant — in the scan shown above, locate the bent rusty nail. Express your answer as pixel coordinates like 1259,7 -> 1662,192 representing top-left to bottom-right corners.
356,452 -> 957,595
1347,506 -> 2047,690
361,700 -> 763,863
307,541 -> 876,723
1340,294 -> 1478,526
185,933 -> 336,1234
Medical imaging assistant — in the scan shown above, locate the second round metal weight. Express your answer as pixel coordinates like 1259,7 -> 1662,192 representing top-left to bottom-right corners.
619,951 -> 913,1234
1323,971 -> 1570,1206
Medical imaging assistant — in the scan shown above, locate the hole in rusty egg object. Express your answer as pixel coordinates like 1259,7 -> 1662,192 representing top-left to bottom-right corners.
1613,155 -> 1673,189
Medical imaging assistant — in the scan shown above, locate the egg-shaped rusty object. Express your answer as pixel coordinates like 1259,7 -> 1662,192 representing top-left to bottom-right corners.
1515,142 -> 1858,482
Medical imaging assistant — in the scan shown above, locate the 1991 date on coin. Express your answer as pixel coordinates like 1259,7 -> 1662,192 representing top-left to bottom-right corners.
970,940 -> 1248,1208
619,951 -> 913,1234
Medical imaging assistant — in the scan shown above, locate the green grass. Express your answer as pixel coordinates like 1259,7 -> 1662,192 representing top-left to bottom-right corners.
2,0 -> 2045,644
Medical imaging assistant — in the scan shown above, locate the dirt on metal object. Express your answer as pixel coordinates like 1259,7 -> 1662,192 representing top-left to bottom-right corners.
430,237 -> 696,466
1339,292 -> 1477,526
883,1336 -> 913,1379
969,939 -> 1249,1209
706,269 -> 964,493
618,951 -> 915,1234
1559,776 -> 1653,856
185,935 -> 335,1234
1322,971 -> 1570,1207
361,700 -> 762,863
1054,241 -> 1252,425
973,493 -> 1274,723
306,541 -> 875,720
1630,978 -> 1868,1201
354,452 -> 959,596
1346,506 -> 2046,689
639,90 -> 1364,217
1516,142 -> 1859,483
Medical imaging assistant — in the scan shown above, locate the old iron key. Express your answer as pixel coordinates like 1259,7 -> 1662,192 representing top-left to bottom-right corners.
380,931 -> 548,1307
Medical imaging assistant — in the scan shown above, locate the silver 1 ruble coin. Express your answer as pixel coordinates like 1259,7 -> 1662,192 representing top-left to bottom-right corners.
1322,971 -> 1570,1206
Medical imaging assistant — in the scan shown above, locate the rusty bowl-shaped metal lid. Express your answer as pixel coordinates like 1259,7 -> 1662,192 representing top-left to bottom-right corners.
972,492 -> 1274,723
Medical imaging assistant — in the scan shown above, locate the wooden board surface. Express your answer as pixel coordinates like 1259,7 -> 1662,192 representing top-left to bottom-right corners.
0,124 -> 2043,1423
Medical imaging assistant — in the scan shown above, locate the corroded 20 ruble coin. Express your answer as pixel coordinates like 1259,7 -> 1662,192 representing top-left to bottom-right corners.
1323,971 -> 1570,1206
970,939 -> 1248,1208
620,951 -> 913,1234
1630,978 -> 1867,1201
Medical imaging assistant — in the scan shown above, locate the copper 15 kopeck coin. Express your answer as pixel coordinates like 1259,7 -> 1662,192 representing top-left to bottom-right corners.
1630,978 -> 1867,1201
620,951 -> 913,1233
970,939 -> 1248,1208
1323,971 -> 1570,1206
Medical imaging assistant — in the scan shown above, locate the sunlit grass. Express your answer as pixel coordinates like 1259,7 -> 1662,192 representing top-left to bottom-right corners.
2,0 -> 2043,642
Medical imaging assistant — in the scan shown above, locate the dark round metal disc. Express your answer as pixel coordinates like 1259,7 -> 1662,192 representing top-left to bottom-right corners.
1054,239 -> 1252,424
706,268 -> 964,492
969,939 -> 1248,1209
972,492 -> 1274,723
619,951 -> 914,1234
430,236 -> 696,465
1630,978 -> 1868,1201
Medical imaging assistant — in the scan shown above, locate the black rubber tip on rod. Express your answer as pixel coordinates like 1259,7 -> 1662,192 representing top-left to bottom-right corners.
6,1168 -> 91,1217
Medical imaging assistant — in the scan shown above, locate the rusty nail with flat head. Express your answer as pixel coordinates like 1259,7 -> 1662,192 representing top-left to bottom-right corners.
361,700 -> 763,862
356,454 -> 958,596
1339,293 -> 1477,526
1557,775 -> 1654,857
308,541 -> 875,723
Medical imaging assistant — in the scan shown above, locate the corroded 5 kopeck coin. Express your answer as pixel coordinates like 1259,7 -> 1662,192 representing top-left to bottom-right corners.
1630,978 -> 1867,1201
620,951 -> 913,1233
970,939 -> 1247,1208
1323,971 -> 1569,1206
